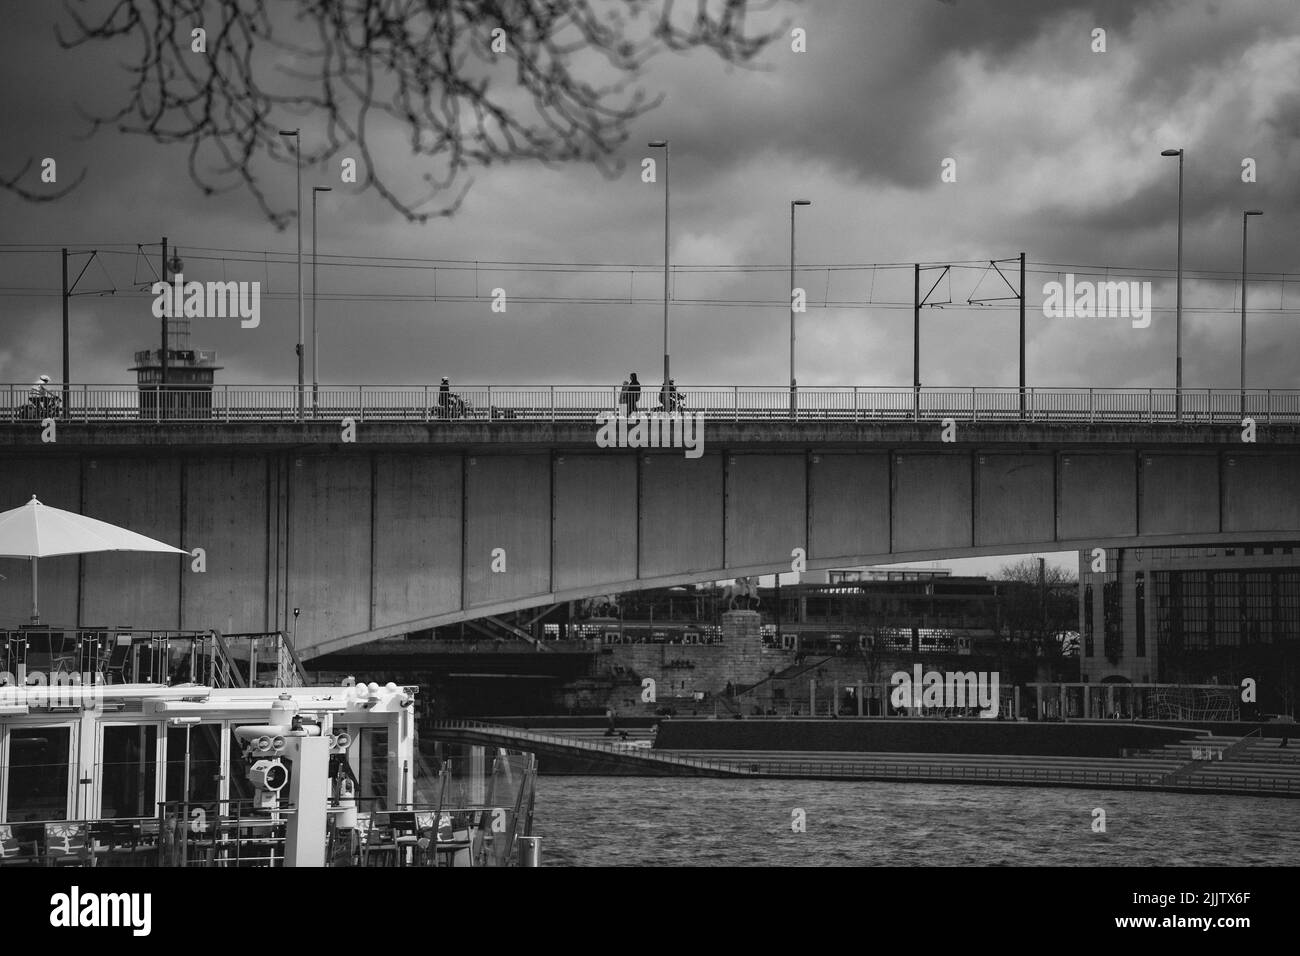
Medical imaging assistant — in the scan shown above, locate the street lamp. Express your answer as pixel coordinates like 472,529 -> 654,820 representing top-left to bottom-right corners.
1241,209 -> 1263,408
312,186 -> 332,408
280,129 -> 304,416
648,140 -> 670,387
1160,148 -> 1184,417
789,199 -> 812,415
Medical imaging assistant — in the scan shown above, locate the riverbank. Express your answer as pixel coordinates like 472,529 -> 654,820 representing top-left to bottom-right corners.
454,716 -> 1300,797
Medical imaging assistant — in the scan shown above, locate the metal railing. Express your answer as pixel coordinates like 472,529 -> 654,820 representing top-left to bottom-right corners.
0,628 -> 308,691
428,719 -> 748,774
0,627 -> 225,687
215,632 -> 309,688
6,384 -> 1300,424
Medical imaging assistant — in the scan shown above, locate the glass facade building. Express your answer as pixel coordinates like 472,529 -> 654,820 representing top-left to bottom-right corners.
1079,545 -> 1300,715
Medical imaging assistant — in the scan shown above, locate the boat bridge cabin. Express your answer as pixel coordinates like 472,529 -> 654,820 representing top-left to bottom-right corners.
0,679 -> 538,866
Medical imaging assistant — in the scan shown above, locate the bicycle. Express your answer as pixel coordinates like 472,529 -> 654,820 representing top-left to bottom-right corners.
436,392 -> 470,420
19,393 -> 61,420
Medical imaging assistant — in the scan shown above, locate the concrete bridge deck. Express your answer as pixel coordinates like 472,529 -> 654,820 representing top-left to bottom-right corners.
3,383 -> 1299,657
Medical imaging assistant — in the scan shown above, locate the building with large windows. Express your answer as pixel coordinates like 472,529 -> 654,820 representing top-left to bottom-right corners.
1079,544 -> 1300,715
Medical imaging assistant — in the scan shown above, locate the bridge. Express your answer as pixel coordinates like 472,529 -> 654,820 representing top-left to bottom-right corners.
2,384 -> 1298,658
8,382 -> 1300,424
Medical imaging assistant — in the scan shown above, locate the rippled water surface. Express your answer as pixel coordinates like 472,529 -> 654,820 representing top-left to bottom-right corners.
533,777 -> 1299,866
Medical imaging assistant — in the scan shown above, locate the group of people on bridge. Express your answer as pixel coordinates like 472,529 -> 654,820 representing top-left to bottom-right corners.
431,374 -> 683,420
619,372 -> 684,415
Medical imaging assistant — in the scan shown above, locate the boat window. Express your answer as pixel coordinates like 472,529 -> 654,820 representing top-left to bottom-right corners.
165,724 -> 222,807
101,724 -> 158,819
226,730 -> 255,808
356,727 -> 390,811
6,727 -> 70,822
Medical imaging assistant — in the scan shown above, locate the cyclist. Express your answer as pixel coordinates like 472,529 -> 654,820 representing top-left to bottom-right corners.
437,376 -> 466,419
29,374 -> 52,402
27,374 -> 59,417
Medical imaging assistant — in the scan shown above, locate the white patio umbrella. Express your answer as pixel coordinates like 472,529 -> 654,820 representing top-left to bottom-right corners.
0,495 -> 188,624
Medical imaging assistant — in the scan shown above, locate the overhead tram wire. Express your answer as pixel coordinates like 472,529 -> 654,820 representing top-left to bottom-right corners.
0,242 -> 1296,282
1,246 -> 1298,308
1,239 -> 1298,280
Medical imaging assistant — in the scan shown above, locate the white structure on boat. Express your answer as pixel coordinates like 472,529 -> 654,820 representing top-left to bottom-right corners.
0,676 -> 539,867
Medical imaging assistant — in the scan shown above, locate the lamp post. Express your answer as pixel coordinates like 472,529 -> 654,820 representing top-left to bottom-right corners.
312,186 -> 332,410
648,140 -> 670,387
1160,148 -> 1184,417
1241,209 -> 1263,411
789,199 -> 812,416
280,129 -> 304,416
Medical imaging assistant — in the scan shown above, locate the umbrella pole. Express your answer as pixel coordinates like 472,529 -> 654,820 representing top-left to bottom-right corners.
30,556 -> 39,625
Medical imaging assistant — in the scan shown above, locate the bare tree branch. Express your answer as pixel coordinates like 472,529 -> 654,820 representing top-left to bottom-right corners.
9,0 -> 790,224
0,156 -> 88,202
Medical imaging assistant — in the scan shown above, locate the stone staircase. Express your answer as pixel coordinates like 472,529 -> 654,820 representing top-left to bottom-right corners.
1134,733 -> 1300,795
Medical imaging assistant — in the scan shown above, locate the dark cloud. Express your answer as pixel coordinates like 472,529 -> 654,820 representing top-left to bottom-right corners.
1,0 -> 1298,396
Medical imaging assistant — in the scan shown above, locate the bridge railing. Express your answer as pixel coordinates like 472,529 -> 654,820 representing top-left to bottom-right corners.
7,384 -> 1300,424
428,718 -> 747,774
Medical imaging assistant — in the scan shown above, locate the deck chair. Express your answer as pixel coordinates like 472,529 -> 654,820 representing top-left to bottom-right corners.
424,769 -> 471,867
0,825 -> 39,866
388,811 -> 420,865
78,629 -> 110,676
101,635 -> 135,685
45,822 -> 94,866
88,820 -> 143,867
361,813 -> 400,867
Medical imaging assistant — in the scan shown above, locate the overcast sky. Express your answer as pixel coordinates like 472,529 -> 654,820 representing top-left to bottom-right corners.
3,0 -> 1298,578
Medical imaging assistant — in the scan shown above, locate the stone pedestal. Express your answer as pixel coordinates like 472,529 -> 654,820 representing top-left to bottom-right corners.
721,609 -> 762,643
721,610 -> 764,686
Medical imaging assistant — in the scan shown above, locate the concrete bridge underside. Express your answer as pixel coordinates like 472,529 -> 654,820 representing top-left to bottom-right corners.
2,423 -> 1299,658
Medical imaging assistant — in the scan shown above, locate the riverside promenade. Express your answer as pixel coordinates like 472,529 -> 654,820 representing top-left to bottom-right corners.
430,717 -> 1300,798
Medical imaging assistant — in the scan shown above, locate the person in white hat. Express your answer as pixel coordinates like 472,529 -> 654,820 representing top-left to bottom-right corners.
27,374 -> 57,418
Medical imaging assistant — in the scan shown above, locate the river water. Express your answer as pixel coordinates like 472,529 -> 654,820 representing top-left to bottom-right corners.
533,776 -> 1298,866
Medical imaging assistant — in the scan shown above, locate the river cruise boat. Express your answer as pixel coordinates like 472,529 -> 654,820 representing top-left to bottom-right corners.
0,626 -> 539,867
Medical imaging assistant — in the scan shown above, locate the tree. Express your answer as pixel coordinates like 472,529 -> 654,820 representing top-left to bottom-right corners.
5,0 -> 789,225
994,557 -> 1079,662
